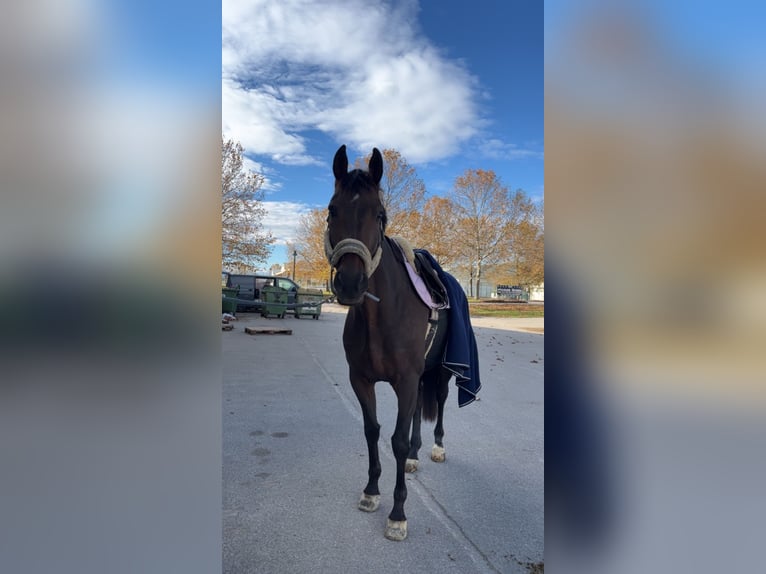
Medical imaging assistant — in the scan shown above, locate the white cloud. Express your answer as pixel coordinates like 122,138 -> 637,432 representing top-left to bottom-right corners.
478,138 -> 544,161
223,0 -> 481,164
241,155 -> 264,175
222,79 -> 311,163
240,155 -> 282,193
261,200 -> 315,245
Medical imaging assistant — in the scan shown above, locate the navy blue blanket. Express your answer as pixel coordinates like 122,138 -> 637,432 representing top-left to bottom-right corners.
415,250 -> 482,407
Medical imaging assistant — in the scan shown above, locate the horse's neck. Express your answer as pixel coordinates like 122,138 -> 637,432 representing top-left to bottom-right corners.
358,237 -> 404,325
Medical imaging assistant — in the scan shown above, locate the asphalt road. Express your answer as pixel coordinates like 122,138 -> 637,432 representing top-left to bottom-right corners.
223,304 -> 544,574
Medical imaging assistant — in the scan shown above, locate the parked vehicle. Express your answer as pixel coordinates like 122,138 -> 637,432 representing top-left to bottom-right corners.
222,272 -> 300,312
495,284 -> 529,302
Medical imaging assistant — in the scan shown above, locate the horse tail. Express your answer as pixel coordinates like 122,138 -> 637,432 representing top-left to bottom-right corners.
421,370 -> 438,422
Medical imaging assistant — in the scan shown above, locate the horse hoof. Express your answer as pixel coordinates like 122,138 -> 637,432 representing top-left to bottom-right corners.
358,493 -> 380,513
431,444 -> 446,462
385,519 -> 408,541
405,458 -> 419,473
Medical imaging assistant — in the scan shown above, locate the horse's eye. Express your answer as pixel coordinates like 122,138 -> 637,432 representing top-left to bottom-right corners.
328,205 -> 337,219
376,211 -> 384,221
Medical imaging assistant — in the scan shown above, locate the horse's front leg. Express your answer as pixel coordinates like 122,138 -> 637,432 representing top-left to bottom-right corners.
405,380 -> 423,473
351,378 -> 381,512
386,380 -> 418,541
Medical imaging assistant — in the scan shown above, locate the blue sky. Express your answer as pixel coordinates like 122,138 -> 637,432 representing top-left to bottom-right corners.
223,0 -> 543,269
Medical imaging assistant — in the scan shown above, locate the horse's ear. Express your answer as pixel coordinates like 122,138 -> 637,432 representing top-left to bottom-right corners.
333,145 -> 348,180
369,148 -> 383,185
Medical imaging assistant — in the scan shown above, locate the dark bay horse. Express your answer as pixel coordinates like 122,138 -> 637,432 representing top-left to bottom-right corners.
325,145 -> 452,541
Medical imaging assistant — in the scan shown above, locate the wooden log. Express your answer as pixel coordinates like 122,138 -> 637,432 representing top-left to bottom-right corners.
244,327 -> 293,335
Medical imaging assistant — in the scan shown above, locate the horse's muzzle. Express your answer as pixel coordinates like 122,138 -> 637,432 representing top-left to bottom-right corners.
333,265 -> 368,306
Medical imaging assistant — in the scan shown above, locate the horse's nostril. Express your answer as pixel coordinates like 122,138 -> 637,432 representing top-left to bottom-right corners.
337,272 -> 365,289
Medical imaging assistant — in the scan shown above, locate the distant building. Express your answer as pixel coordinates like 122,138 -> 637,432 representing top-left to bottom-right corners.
529,283 -> 544,301
269,263 -> 288,277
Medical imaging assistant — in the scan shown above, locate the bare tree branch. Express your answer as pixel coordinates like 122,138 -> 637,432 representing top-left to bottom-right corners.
222,137 -> 275,271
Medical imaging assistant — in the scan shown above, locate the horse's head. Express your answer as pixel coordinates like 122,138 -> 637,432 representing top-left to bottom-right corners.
325,144 -> 386,305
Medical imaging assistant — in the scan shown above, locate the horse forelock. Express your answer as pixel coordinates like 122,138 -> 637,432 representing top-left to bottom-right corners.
335,169 -> 380,200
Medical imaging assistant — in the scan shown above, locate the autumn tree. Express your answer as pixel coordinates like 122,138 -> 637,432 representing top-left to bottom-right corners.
280,240 -> 326,286
415,196 -> 461,267
353,148 -> 425,239
449,169 -> 511,297
222,137 -> 274,271
508,200 -> 544,288
513,224 -> 544,288
296,206 -> 332,287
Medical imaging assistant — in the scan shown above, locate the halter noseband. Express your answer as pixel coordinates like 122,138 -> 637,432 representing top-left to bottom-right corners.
324,229 -> 383,277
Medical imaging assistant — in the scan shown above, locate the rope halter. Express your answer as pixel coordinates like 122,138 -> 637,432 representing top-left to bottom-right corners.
324,229 -> 383,278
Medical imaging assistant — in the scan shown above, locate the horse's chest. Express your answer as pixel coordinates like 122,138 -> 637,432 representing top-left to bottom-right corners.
343,318 -> 421,381
345,334 -> 396,379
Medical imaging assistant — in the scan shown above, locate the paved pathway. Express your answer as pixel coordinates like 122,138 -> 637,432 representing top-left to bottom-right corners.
223,305 -> 543,573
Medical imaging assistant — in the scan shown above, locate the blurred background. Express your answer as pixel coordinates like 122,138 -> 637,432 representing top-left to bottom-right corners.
546,1 -> 766,573
0,1 -> 221,573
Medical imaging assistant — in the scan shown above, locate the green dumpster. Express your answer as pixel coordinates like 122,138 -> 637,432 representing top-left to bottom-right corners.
294,288 -> 324,320
222,287 -> 238,314
261,285 -> 288,318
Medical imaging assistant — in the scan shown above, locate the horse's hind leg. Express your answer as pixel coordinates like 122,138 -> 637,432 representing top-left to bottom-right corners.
405,380 -> 423,473
431,369 -> 451,463
351,378 -> 381,512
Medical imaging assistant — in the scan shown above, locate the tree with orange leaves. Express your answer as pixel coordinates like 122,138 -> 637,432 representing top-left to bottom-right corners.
353,148 -> 426,240
295,207 -> 332,287
448,169 -> 511,297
